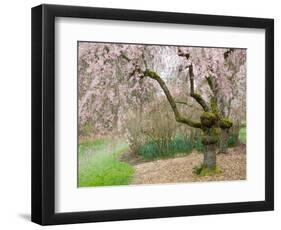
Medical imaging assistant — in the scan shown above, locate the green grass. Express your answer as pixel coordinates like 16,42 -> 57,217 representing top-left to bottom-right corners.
239,127 -> 246,144
78,139 -> 134,187
78,138 -> 109,154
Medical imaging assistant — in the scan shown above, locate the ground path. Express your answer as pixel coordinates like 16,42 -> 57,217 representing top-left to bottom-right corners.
130,145 -> 246,184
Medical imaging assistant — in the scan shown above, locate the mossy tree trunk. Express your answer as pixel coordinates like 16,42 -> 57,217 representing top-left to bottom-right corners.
143,68 -> 218,170
200,112 -> 219,168
218,118 -> 233,153
203,143 -> 217,168
206,75 -> 233,154
137,52 -> 233,172
219,129 -> 229,154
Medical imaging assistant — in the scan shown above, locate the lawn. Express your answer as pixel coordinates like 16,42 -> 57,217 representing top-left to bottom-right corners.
78,139 -> 134,187
78,128 -> 246,187
239,127 -> 246,144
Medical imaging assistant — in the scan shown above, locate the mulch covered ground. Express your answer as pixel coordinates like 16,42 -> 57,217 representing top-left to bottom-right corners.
131,144 -> 246,185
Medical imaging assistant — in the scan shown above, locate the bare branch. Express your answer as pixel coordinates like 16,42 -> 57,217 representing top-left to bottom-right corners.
205,75 -> 218,97
120,52 -> 131,62
178,48 -> 190,60
142,53 -> 148,69
224,48 -> 234,59
189,64 -> 195,94
175,101 -> 188,106
205,75 -> 224,117
144,69 -> 201,129
188,65 -> 210,112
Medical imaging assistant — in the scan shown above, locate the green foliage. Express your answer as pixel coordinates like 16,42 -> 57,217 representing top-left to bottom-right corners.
137,126 -> 246,160
227,133 -> 239,147
192,138 -> 204,152
193,164 -> 222,176
227,127 -> 246,147
78,139 -> 134,187
126,99 -> 177,155
137,136 -> 201,159
239,127 -> 246,144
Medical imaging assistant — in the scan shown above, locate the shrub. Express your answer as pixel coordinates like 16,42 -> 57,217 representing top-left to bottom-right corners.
137,136 -> 194,159
178,126 -> 204,152
171,136 -> 194,153
137,141 -> 160,159
125,99 -> 177,154
125,113 -> 146,153
227,133 -> 239,147
193,138 -> 204,152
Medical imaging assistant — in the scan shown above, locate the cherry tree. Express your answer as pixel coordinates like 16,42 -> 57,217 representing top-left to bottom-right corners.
78,42 -> 246,171
130,46 -> 246,169
78,42 -> 158,136
175,47 -> 246,153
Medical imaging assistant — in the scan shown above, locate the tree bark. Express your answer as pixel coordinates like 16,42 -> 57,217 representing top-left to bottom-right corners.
203,143 -> 216,168
188,65 -> 210,112
219,129 -> 229,154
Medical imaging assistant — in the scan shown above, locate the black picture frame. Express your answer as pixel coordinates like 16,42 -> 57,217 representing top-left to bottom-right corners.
31,4 -> 274,225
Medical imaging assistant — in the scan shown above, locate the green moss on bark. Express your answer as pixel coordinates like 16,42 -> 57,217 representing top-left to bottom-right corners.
219,118 -> 233,129
201,135 -> 219,145
144,69 -> 159,79
210,97 -> 219,115
200,112 -> 217,127
193,164 -> 222,176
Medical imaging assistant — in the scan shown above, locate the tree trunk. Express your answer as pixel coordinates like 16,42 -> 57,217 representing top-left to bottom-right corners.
203,143 -> 216,168
143,68 -> 220,170
219,129 -> 229,154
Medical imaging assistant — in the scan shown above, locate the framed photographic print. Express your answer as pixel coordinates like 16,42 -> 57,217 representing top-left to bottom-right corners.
31,4 -> 274,225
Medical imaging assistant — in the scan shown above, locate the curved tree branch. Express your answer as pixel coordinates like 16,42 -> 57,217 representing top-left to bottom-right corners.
188,65 -> 210,112
205,75 -> 218,96
144,69 -> 201,129
175,101 -> 189,106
